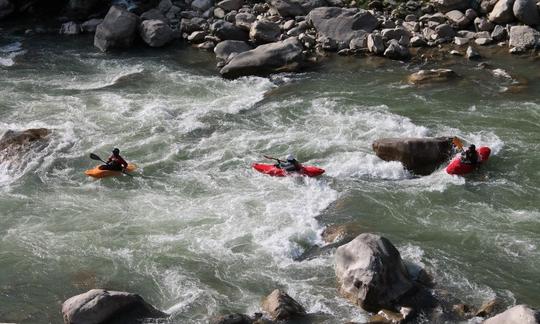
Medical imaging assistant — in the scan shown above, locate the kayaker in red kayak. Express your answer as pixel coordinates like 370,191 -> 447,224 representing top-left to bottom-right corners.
99,148 -> 128,171
276,154 -> 302,172
461,144 -> 479,165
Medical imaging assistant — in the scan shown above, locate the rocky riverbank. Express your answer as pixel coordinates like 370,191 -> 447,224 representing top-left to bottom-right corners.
1,0 -> 539,78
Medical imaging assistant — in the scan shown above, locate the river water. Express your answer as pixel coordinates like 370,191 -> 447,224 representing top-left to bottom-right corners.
0,32 -> 539,323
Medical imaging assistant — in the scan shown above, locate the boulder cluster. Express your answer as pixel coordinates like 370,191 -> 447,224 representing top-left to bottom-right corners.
2,0 -> 539,78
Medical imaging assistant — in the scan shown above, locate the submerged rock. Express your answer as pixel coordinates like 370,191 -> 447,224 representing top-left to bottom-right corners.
0,129 -> 50,159
407,69 -> 459,84
219,37 -> 304,78
372,137 -> 453,175
335,233 -> 415,312
210,313 -> 253,324
62,289 -> 168,324
261,289 -> 306,320
94,6 -> 139,52
483,304 -> 540,324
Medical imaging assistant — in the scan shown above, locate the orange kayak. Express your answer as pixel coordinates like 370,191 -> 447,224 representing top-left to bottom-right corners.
84,164 -> 137,178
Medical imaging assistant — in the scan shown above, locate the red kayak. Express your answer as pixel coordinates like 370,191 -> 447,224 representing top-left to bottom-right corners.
252,163 -> 325,177
446,147 -> 491,175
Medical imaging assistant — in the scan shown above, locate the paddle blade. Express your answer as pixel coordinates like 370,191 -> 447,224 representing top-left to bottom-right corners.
452,137 -> 464,151
89,153 -> 102,161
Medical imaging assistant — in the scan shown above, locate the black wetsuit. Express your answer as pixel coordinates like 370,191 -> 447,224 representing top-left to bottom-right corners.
278,160 -> 302,172
461,149 -> 478,165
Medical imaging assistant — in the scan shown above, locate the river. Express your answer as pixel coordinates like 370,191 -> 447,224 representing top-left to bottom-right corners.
0,32 -> 539,323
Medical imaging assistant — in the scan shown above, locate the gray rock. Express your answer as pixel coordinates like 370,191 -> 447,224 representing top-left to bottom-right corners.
307,7 -> 379,45
350,35 -> 368,49
405,14 -> 417,21
410,36 -> 427,46
261,289 -> 306,320
466,45 -> 481,59
432,0 -> 470,12
166,5 -> 181,20
140,19 -> 174,47
423,27 -> 437,40
235,12 -> 256,31
367,33 -> 385,54
0,0 -> 14,20
197,40 -> 215,50
212,20 -> 249,41
435,23 -> 455,40
384,39 -> 409,59
214,40 -> 252,61
381,28 -> 411,42
488,0 -> 515,23
218,0 -> 243,11
446,10 -> 470,28
141,9 -> 167,21
62,289 -> 167,324
491,24 -> 507,40
81,18 -> 103,33
402,21 -> 420,32
299,32 -> 317,47
480,0 -> 499,13
181,17 -> 207,33
457,30 -> 476,38
269,0 -> 305,17
220,37 -> 304,78
474,17 -> 494,31
475,37 -> 492,45
372,137 -> 454,174
214,7 -> 226,18
60,21 -> 80,35
335,233 -> 415,312
283,19 -> 296,30
300,0 -> 329,12
158,0 -> 173,13
454,36 -> 470,45
513,0 -> 540,25
419,12 -> 447,23
249,20 -> 281,43
192,0 -> 214,11
475,30 -> 491,38
188,30 -> 207,42
508,25 -> 539,52
465,8 -> 477,19
484,305 -> 540,324
94,6 -> 139,52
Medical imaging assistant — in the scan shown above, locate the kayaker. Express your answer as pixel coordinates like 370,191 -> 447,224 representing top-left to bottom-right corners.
278,154 -> 302,172
99,148 -> 128,171
461,144 -> 479,165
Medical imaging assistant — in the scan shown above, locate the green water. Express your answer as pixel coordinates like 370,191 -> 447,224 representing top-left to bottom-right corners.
0,33 -> 538,323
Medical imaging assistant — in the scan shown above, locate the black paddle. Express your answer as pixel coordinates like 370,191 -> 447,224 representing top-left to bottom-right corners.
89,153 -> 133,177
263,155 -> 283,164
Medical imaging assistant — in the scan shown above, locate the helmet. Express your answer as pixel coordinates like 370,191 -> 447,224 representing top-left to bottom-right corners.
286,154 -> 295,161
468,144 -> 476,150
112,148 -> 120,155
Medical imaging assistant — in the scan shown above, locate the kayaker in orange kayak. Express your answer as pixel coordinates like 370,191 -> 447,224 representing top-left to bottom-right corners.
276,154 -> 302,172
99,148 -> 128,171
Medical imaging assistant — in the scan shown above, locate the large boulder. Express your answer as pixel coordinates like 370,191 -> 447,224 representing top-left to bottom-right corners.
249,20 -> 281,44
268,0 -> 306,17
367,33 -> 385,54
446,10 -> 470,28
307,7 -> 379,46
508,25 -> 539,52
214,40 -> 252,61
94,6 -> 139,52
212,20 -> 249,41
432,0 -> 470,12
191,0 -> 214,11
407,69 -> 459,84
513,0 -> 540,25
219,37 -> 304,78
217,0 -> 243,10
483,305 -> 540,324
335,233 -> 415,312
372,137 -> 453,175
62,289 -> 168,324
488,0 -> 515,24
261,289 -> 306,320
139,19 -> 174,47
